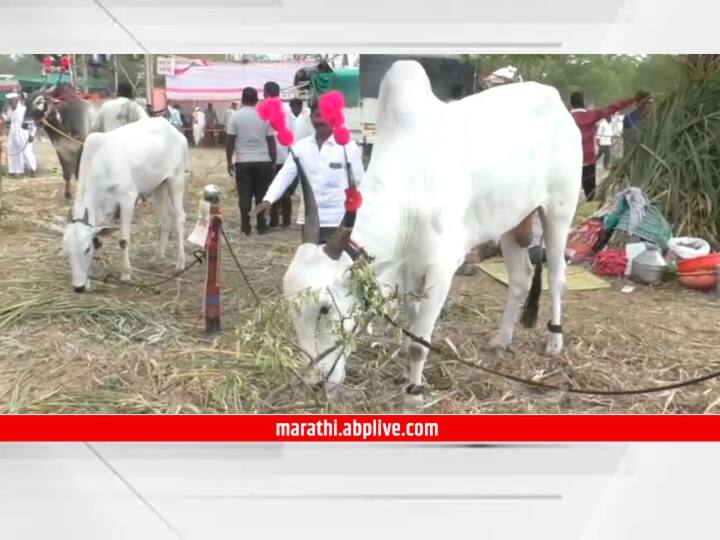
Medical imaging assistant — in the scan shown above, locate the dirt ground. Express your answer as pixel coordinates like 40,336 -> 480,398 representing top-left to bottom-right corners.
1,139 -> 719,414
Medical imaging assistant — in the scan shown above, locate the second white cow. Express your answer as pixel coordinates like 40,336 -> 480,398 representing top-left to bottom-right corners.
283,61 -> 582,398
64,117 -> 188,291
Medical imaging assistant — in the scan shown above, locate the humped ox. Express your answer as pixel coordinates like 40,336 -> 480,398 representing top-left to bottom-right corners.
63,117 -> 188,292
23,83 -> 98,199
283,60 -> 582,399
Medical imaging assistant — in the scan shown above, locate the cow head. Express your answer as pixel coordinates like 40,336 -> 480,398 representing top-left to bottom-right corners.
23,83 -> 74,127
282,168 -> 360,386
23,86 -> 54,125
63,208 -> 110,292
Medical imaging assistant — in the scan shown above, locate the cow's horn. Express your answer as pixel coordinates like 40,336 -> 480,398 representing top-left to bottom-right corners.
82,208 -> 89,225
323,211 -> 356,261
323,151 -> 357,260
296,158 -> 320,244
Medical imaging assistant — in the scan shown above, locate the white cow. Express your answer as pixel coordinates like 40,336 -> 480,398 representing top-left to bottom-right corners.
283,61 -> 582,399
64,117 -> 188,291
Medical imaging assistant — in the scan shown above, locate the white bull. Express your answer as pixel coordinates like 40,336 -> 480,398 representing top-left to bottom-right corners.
63,117 -> 188,291
282,60 -> 582,398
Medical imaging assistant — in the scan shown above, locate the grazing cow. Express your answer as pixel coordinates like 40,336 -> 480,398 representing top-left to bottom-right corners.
282,61 -> 581,400
63,117 -> 188,292
24,83 -> 97,198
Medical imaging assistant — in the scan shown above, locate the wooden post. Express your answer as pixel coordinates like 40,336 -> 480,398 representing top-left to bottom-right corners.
203,185 -> 222,334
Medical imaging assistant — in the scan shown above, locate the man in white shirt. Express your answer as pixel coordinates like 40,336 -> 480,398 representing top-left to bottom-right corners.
223,102 -> 237,129
167,103 -> 183,132
596,117 -> 613,170
254,98 -> 365,243
5,92 -> 37,178
192,106 -> 206,146
226,86 -> 277,235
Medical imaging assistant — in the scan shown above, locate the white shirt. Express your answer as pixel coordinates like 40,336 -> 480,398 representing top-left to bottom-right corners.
293,109 -> 313,140
92,97 -> 147,133
168,107 -> 183,129
223,108 -> 236,127
275,102 -> 293,165
264,134 -> 365,227
596,118 -> 612,146
7,103 -> 35,146
193,109 -> 206,128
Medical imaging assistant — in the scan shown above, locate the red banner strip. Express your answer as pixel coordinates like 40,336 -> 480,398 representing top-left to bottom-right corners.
0,415 -> 719,442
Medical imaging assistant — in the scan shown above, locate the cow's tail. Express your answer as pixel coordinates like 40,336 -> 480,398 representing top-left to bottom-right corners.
520,255 -> 542,328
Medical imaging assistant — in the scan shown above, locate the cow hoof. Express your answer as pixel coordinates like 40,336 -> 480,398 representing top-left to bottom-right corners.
120,273 -> 132,283
403,392 -> 424,413
545,333 -> 564,355
64,191 -> 72,200
489,335 -> 512,352
402,384 -> 426,412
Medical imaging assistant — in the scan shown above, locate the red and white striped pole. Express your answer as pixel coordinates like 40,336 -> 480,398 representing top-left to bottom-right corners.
203,185 -> 222,334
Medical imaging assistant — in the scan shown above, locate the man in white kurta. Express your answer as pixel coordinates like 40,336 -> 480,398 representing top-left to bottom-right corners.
192,107 -> 206,146
5,93 -> 37,177
91,82 -> 147,133
255,100 -> 365,244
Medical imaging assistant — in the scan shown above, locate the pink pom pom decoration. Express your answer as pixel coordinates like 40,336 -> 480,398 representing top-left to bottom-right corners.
270,117 -> 286,132
257,97 -> 295,146
257,97 -> 284,123
333,125 -> 351,146
277,129 -> 294,146
319,91 -> 346,128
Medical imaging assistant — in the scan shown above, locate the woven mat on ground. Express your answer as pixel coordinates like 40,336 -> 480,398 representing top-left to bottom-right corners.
477,258 -> 611,291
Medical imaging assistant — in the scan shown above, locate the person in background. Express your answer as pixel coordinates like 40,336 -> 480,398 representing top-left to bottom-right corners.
291,97 -> 314,140
253,98 -> 365,243
221,102 -> 237,144
596,117 -> 613,170
265,97 -> 306,228
91,82 -> 147,133
167,103 -> 183,131
623,90 -> 653,152
4,92 -> 37,178
192,106 -> 206,146
224,102 -> 237,128
262,81 -> 294,229
204,103 -> 218,143
570,91 -> 636,201
226,87 -> 276,236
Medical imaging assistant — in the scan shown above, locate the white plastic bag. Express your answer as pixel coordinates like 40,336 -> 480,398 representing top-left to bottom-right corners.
668,237 -> 710,260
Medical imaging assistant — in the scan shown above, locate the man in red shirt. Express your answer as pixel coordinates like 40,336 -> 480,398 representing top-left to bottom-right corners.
570,91 -> 636,200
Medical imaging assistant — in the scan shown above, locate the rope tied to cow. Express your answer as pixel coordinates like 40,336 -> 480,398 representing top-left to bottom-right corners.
99,249 -> 206,290
96,224 -> 259,305
382,312 -> 720,397
41,119 -> 84,146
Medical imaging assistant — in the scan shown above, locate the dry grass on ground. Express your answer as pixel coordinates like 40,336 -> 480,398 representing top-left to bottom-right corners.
1,142 -> 719,414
